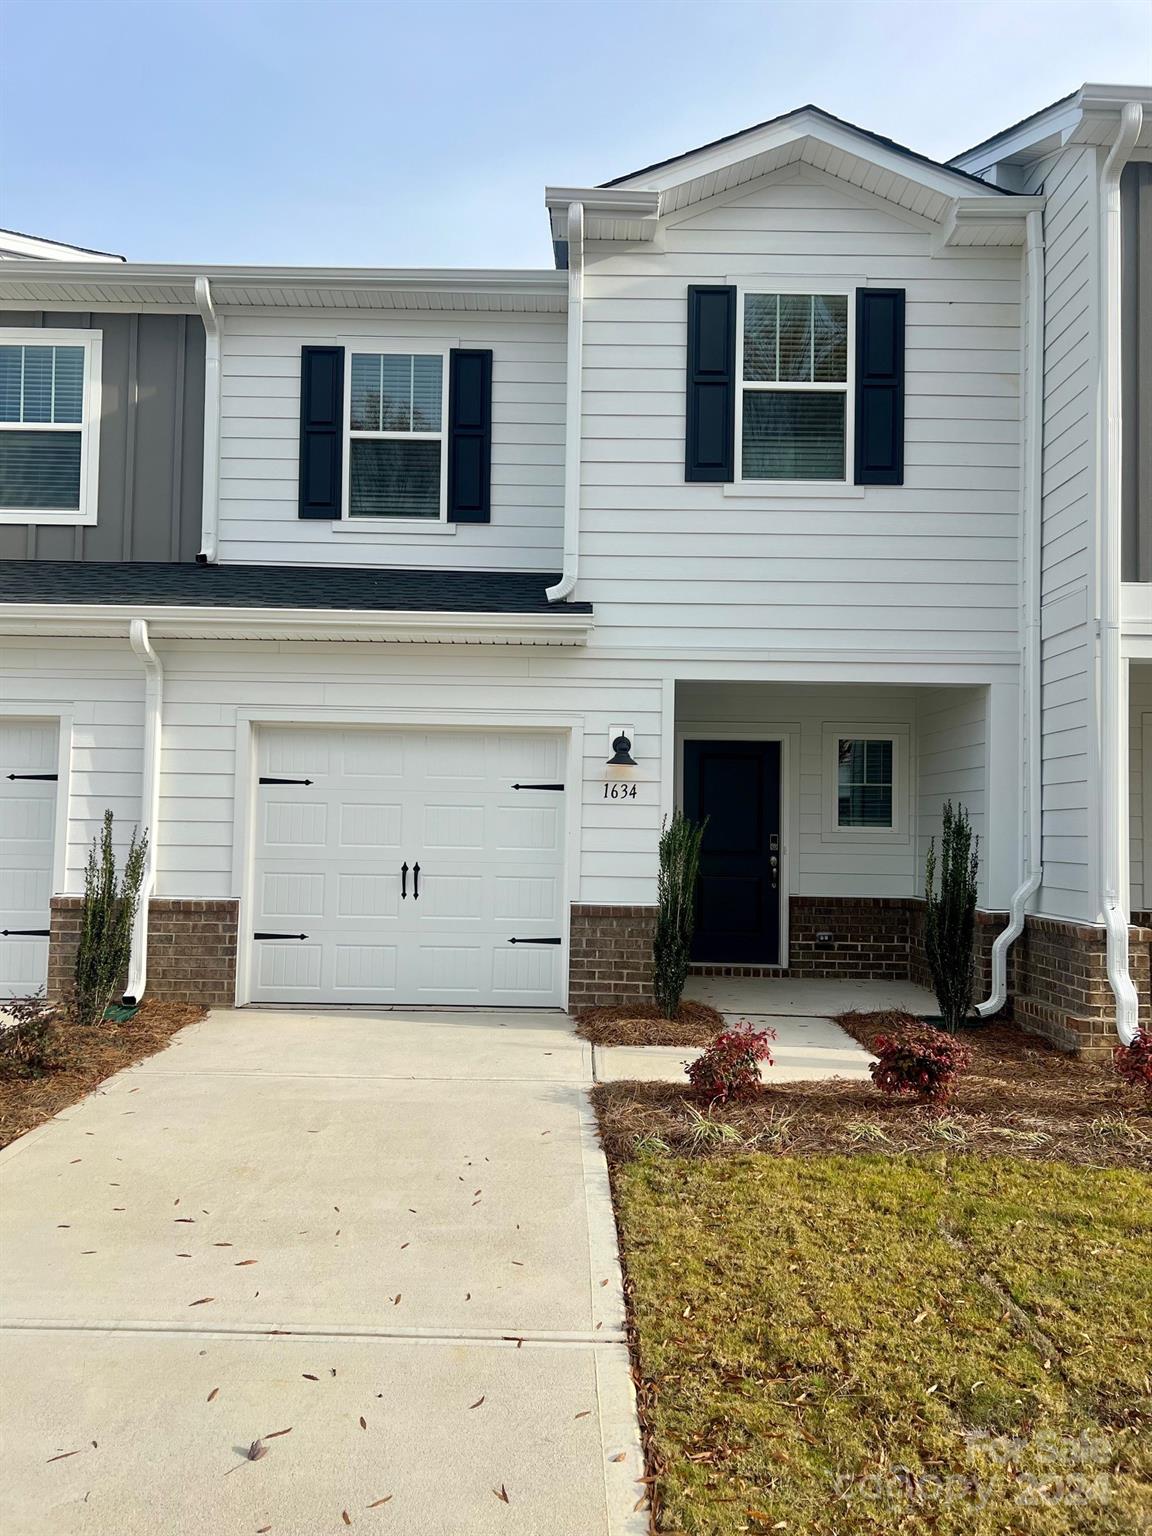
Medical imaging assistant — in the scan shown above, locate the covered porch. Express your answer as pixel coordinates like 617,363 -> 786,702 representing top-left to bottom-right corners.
672,677 -> 1019,1006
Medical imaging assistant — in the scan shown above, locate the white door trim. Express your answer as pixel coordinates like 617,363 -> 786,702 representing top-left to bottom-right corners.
231,708 -> 584,1008
674,724 -> 795,968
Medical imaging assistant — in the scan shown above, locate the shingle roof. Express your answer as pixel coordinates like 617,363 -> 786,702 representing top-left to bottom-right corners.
0,561 -> 592,615
601,104 -> 1013,194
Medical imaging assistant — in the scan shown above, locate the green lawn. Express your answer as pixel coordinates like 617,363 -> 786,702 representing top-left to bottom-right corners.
614,1154 -> 1151,1535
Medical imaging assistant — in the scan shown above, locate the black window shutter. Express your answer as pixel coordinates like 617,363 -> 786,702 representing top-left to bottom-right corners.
298,346 -> 344,518
448,349 -> 492,522
685,285 -> 736,482
854,289 -> 905,486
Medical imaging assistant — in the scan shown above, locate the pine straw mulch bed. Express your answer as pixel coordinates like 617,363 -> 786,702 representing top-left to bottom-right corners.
573,999 -> 725,1047
592,1013 -> 1152,1172
0,998 -> 207,1150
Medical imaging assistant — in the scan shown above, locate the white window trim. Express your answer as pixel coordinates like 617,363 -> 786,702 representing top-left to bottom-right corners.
339,338 -> 452,531
729,275 -> 860,500
0,328 -> 102,526
821,722 -> 910,845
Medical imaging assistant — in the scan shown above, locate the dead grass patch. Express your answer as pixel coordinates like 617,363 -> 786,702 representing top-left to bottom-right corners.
574,999 -> 724,1047
0,997 -> 206,1149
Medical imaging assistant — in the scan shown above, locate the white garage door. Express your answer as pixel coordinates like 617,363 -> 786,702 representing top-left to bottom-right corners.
250,727 -> 567,1008
0,720 -> 59,999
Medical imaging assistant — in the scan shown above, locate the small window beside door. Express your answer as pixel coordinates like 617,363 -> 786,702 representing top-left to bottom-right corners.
821,723 -> 908,843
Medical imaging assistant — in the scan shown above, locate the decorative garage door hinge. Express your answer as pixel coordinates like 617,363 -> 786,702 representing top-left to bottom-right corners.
507,936 -> 562,945
252,931 -> 309,940
1,928 -> 51,937
511,782 -> 564,791
259,776 -> 313,786
6,772 -> 58,781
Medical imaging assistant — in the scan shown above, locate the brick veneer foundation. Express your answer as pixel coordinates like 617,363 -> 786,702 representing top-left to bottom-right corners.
568,903 -> 657,1010
1009,915 -> 1151,1060
48,897 -> 239,1009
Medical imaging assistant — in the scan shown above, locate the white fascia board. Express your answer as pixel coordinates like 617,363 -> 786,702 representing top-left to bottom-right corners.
609,110 -> 1008,202
952,86 -> 1152,173
0,603 -> 593,645
0,263 -> 566,307
936,194 -> 1046,248
0,231 -> 125,262
545,188 -> 662,242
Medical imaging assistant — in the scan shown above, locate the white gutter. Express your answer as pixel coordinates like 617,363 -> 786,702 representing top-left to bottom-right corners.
194,276 -> 221,564
547,201 -> 584,604
1098,101 -> 1144,1044
976,209 -> 1046,1017
0,603 -> 593,645
123,619 -> 163,1007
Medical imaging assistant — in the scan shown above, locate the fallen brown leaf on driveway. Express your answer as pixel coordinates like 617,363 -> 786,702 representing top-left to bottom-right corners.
366,1495 -> 392,1508
359,1416 -> 367,1430
303,1373 -> 318,1381
609,1452 -> 627,1463
574,1410 -> 591,1419
235,1260 -> 258,1266
468,1396 -> 485,1409
264,1428 -> 292,1440
46,1450 -> 82,1463
207,1388 -> 220,1402
493,1484 -> 510,1504
189,1297 -> 214,1306
246,1440 -> 268,1462
342,1512 -> 352,1526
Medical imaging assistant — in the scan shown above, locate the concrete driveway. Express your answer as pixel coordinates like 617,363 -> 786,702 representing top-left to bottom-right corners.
0,1009 -> 645,1536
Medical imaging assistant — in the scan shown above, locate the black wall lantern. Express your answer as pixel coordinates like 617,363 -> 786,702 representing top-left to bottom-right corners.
607,732 -> 637,767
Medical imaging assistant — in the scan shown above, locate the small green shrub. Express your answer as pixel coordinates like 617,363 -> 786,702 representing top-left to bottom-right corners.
72,810 -> 148,1028
0,992 -> 66,1078
923,800 -> 979,1032
652,809 -> 706,1020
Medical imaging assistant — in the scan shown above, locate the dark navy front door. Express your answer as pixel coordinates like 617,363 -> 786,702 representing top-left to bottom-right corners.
683,739 -> 781,965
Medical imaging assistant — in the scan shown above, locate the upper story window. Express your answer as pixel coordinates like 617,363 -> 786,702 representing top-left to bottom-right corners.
739,293 -> 849,482
0,330 -> 101,525
346,349 -> 446,520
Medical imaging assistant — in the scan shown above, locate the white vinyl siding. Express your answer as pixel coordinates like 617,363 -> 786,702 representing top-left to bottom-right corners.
1030,145 -> 1100,921
578,163 -> 1022,651
216,315 -> 565,569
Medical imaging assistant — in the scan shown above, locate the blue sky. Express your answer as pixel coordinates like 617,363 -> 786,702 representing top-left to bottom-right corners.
1,0 -> 1149,267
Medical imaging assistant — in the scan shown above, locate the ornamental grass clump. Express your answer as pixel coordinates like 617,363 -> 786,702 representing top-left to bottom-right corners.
869,1022 -> 972,1106
686,1024 -> 775,1105
1114,1028 -> 1152,1095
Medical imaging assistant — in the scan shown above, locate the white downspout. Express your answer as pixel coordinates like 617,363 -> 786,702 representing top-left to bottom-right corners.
195,275 -> 221,564
123,619 -> 163,1007
547,202 -> 584,603
976,209 -> 1045,1016
1099,102 -> 1143,1044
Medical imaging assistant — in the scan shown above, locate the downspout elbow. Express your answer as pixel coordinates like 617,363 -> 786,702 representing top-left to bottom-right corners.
547,202 -> 584,604
195,276 -> 221,565
123,619 -> 163,1007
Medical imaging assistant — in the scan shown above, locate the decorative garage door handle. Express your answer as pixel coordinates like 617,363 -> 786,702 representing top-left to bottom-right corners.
6,772 -> 58,781
507,936 -> 562,945
253,932 -> 309,940
412,863 -> 420,901
1,928 -> 51,937
511,782 -> 564,791
401,862 -> 408,899
259,775 -> 313,786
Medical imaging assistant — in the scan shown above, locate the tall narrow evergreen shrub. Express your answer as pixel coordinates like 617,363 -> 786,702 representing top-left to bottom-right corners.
923,801 -> 979,1033
652,810 -> 707,1020
72,810 -> 148,1027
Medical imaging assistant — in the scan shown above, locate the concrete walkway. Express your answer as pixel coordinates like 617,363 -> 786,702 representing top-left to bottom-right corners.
0,1010 -> 645,1536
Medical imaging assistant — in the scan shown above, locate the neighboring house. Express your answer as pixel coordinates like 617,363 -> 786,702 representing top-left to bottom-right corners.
0,228 -> 124,263
0,87 -> 1147,1057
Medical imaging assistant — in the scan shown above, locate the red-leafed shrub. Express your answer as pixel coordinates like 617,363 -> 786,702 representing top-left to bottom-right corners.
686,1024 -> 775,1105
869,1024 -> 973,1105
1114,1029 -> 1152,1094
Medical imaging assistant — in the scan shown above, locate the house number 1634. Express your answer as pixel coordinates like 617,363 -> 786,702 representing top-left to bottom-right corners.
603,782 -> 638,799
